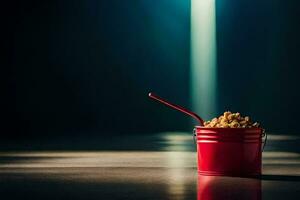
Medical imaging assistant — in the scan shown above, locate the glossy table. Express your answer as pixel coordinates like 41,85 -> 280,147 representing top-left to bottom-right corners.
0,133 -> 299,199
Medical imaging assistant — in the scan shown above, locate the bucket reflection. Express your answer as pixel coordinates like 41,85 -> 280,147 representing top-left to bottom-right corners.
197,175 -> 261,200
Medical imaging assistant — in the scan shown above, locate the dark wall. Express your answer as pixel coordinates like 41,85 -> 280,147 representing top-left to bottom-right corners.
216,0 -> 300,133
3,0 -> 191,138
3,0 -> 300,138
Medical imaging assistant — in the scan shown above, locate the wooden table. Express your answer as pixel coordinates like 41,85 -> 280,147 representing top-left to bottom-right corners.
0,133 -> 299,199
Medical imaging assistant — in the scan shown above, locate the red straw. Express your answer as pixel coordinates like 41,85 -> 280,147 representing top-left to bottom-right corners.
148,92 -> 204,126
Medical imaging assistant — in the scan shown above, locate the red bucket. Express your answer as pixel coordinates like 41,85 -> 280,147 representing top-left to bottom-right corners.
194,126 -> 266,177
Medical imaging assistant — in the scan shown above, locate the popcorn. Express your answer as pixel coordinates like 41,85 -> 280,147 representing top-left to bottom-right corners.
204,111 -> 261,128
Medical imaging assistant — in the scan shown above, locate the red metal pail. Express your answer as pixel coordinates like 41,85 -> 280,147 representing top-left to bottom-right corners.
194,127 -> 266,177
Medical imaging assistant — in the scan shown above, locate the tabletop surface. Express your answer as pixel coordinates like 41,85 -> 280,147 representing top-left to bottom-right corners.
0,132 -> 299,200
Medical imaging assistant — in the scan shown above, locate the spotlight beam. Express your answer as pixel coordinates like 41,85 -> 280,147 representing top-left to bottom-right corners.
191,0 -> 217,120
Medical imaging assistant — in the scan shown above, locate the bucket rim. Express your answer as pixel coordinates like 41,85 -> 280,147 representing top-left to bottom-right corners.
194,126 -> 263,130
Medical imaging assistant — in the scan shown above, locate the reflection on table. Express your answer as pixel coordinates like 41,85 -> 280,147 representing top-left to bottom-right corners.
198,175 -> 261,200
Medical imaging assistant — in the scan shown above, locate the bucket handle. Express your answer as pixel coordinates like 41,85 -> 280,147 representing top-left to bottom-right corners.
193,128 -> 197,145
262,129 -> 267,152
193,128 -> 197,150
193,128 -> 268,152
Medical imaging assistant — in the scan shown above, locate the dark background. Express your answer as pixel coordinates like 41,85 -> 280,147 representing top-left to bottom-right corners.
216,0 -> 300,133
2,0 -> 300,140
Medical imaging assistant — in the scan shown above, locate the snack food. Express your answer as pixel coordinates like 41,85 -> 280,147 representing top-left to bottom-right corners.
203,111 -> 260,128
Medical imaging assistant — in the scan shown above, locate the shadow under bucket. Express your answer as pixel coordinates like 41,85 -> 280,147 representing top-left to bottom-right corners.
194,127 -> 266,177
